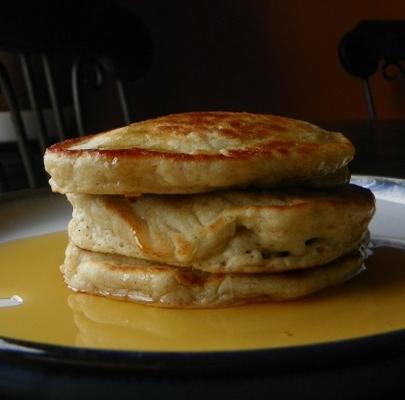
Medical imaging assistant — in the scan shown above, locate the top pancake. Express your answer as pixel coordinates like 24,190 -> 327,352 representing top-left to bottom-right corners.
44,112 -> 354,195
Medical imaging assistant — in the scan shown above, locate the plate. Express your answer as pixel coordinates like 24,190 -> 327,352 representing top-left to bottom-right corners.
1,176 -> 405,398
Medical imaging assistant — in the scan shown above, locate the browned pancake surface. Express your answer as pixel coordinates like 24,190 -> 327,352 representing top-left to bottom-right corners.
44,112 -> 354,194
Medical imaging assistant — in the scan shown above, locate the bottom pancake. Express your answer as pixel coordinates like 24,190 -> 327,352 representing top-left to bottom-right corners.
61,243 -> 365,308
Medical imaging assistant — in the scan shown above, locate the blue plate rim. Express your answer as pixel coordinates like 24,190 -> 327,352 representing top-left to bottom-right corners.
1,325 -> 405,374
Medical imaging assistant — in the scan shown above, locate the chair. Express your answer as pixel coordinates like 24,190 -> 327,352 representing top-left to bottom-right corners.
0,0 -> 153,191
338,20 -> 405,178
339,20 -> 405,122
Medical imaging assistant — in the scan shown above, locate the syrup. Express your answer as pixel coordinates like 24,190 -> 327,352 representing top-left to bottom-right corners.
0,232 -> 405,352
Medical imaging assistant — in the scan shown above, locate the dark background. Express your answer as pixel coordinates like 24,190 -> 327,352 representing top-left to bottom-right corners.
115,0 -> 405,127
2,0 -> 405,133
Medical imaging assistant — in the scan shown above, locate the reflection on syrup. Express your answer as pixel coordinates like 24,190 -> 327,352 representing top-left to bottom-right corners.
1,232 -> 405,352
0,295 -> 23,308
67,244 -> 405,351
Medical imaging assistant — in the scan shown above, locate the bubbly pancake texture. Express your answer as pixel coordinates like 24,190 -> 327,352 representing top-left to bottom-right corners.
67,184 -> 374,273
61,243 -> 365,308
44,112 -> 354,194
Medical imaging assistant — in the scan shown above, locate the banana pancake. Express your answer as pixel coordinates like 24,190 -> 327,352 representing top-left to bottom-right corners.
44,112 -> 354,195
62,242 -> 365,308
67,184 -> 374,273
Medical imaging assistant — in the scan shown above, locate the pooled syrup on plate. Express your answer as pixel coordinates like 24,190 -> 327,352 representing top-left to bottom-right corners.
0,232 -> 405,352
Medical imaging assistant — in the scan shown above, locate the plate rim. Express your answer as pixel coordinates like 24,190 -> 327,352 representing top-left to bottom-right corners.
2,325 -> 405,374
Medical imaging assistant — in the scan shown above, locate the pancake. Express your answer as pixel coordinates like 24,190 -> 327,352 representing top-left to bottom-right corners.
67,184 -> 375,273
61,243 -> 365,308
44,112 -> 354,195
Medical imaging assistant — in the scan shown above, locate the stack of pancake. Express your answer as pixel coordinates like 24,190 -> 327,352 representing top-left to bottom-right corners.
44,112 -> 375,308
